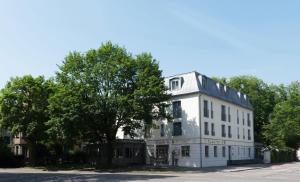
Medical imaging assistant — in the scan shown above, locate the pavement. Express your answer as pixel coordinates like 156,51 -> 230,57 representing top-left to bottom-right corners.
0,162 -> 300,182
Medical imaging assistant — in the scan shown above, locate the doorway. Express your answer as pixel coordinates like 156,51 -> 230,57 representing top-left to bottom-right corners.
156,145 -> 169,165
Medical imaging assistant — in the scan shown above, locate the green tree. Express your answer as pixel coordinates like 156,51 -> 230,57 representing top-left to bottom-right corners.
48,42 -> 170,167
264,82 -> 300,149
0,75 -> 53,164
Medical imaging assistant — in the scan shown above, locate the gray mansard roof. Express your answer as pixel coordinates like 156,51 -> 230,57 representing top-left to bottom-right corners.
165,71 -> 253,110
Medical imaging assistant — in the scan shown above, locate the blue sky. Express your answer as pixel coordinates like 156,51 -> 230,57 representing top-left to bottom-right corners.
0,0 -> 299,89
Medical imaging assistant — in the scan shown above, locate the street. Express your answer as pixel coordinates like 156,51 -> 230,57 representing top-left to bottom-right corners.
0,162 -> 300,182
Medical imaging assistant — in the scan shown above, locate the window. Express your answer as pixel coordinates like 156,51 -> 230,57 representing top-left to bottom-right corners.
243,112 -> 245,125
221,105 -> 226,121
181,146 -> 190,157
211,123 -> 215,136
211,102 -> 214,119
247,113 -> 251,126
228,107 -> 231,122
173,122 -> 182,136
214,146 -> 218,157
222,146 -> 226,157
248,129 -> 251,140
170,78 -> 181,90
204,100 -> 209,118
222,125 -> 226,137
172,101 -> 182,118
202,76 -> 207,88
237,110 -> 239,124
243,128 -> 245,139
237,127 -> 240,139
248,148 -> 251,158
125,148 -> 134,158
205,146 -> 209,157
204,122 -> 209,135
160,124 -> 165,137
114,148 -> 123,159
228,126 -> 232,138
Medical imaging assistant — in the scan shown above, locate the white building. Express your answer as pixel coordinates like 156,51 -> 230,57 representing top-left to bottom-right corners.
145,71 -> 255,167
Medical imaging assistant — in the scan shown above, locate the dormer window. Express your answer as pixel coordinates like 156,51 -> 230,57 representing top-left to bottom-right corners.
202,76 -> 207,88
170,77 -> 182,91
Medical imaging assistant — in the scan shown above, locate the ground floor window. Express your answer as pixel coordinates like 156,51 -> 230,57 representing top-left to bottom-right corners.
222,146 -> 226,157
181,146 -> 190,157
248,147 -> 251,157
205,146 -> 209,158
125,147 -> 134,158
114,148 -> 123,159
214,146 -> 218,157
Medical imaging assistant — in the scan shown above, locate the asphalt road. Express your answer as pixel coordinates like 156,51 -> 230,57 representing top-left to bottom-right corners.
0,162 -> 300,182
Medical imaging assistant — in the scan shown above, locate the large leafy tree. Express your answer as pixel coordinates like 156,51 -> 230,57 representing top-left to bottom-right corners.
0,75 -> 53,164
264,82 -> 300,149
48,42 -> 170,167
213,76 -> 277,142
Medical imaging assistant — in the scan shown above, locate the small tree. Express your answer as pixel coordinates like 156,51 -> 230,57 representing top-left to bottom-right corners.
48,42 -> 170,167
0,75 -> 53,164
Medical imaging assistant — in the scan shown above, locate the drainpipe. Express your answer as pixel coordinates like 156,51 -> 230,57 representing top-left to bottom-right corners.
199,94 -> 203,168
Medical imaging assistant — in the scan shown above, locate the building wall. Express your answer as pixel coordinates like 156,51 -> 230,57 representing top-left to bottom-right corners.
146,93 -> 201,167
200,94 -> 255,167
146,92 -> 255,168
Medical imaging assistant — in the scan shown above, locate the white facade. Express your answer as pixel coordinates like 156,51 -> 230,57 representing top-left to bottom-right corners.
145,71 -> 255,168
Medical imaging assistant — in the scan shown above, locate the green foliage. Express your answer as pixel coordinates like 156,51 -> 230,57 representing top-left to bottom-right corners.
48,42 -> 170,166
264,82 -> 300,149
271,148 -> 296,163
0,75 -> 54,164
0,138 -> 16,167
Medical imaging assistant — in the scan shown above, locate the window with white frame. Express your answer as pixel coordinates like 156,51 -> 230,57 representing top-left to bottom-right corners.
170,78 -> 181,91
204,122 -> 209,135
221,105 -> 226,121
211,102 -> 214,119
222,146 -> 226,157
172,101 -> 182,118
214,146 -> 218,157
181,146 -> 190,157
211,123 -> 215,136
204,100 -> 209,118
205,146 -> 209,157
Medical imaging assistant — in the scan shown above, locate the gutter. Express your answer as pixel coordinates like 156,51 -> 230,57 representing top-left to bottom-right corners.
199,94 -> 203,168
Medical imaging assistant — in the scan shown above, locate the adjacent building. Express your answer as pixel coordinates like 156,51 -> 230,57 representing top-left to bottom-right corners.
145,71 -> 254,167
0,128 -> 12,145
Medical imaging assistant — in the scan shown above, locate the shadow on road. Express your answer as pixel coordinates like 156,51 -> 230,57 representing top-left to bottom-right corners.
0,172 -> 176,182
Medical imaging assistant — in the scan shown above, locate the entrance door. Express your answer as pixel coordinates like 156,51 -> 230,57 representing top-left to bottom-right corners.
156,145 -> 169,165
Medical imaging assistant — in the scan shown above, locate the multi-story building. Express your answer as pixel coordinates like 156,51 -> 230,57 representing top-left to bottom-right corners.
12,133 -> 29,157
0,129 -> 29,157
145,71 -> 254,167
